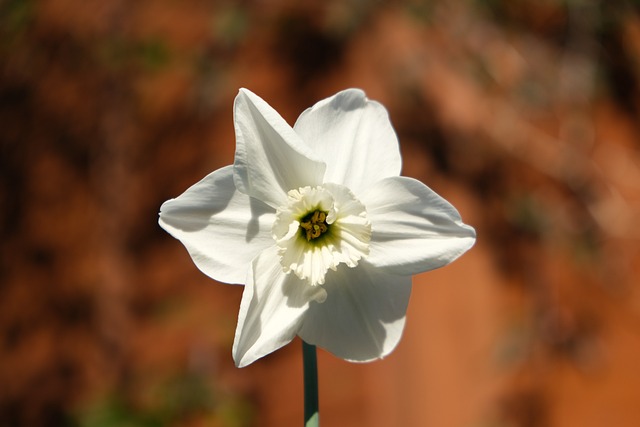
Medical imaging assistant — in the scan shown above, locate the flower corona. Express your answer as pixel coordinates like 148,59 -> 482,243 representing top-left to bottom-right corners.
272,184 -> 371,287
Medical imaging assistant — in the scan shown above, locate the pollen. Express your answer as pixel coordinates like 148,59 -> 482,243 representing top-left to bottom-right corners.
300,210 -> 329,241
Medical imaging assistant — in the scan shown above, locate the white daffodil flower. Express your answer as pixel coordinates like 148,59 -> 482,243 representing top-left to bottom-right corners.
159,88 -> 476,367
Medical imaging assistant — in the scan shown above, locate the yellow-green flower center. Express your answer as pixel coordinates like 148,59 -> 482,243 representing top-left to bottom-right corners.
299,210 -> 329,241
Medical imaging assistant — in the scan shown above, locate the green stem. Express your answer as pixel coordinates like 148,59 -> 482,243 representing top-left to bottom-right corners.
302,341 -> 319,427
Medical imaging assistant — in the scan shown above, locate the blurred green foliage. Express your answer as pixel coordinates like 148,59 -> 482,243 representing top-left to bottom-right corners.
77,373 -> 254,427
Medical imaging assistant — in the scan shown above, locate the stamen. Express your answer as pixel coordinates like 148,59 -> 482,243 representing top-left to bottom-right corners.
300,210 -> 329,241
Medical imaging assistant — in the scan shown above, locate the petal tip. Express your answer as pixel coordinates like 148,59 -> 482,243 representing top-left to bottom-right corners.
233,355 -> 249,368
235,88 -> 261,107
330,88 -> 368,111
237,87 -> 253,95
232,335 -> 254,368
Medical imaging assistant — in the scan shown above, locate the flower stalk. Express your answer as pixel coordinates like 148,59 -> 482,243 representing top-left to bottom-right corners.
303,341 -> 319,427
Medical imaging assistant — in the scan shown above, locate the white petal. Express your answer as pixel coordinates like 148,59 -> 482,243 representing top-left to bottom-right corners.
233,89 -> 326,208
298,262 -> 411,362
233,246 -> 326,367
159,166 -> 275,284
293,89 -> 402,194
361,176 -> 476,275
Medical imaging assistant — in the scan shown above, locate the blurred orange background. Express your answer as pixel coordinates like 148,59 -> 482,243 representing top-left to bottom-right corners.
2,1 -> 640,426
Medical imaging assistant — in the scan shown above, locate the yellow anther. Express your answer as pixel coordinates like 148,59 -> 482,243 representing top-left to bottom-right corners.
300,210 -> 329,241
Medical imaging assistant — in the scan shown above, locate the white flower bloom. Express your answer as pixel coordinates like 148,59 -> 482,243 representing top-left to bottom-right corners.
159,88 -> 476,367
